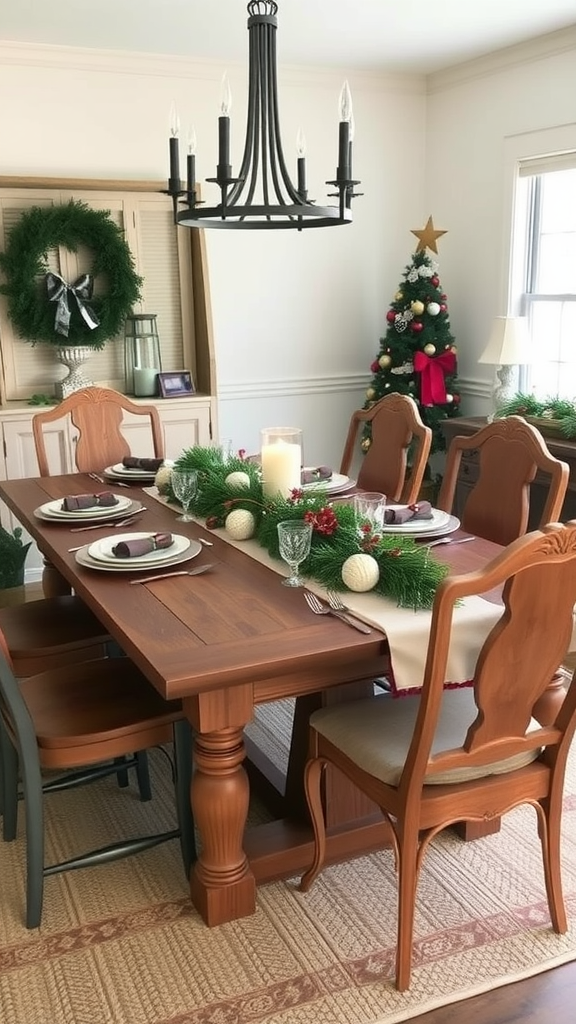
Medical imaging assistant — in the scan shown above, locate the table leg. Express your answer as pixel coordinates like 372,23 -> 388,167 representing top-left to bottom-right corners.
190,726 -> 256,926
42,557 -> 72,597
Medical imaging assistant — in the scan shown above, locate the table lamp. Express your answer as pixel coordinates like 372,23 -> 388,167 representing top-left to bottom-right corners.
478,316 -> 531,421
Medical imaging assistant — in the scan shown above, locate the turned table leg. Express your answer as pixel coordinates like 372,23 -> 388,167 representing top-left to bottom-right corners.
42,557 -> 72,597
190,726 -> 256,926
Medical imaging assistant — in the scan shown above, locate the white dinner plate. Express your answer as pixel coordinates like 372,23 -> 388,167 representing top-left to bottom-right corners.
408,515 -> 461,541
301,471 -> 355,495
76,537 -> 202,573
88,531 -> 191,565
104,461 -> 173,479
34,499 -> 144,524
380,506 -> 451,534
36,494 -> 133,519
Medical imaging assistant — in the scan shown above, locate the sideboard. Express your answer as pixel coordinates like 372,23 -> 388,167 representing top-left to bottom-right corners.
441,416 -> 576,526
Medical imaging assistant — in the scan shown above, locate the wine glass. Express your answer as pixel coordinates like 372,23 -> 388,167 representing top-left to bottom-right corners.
277,520 -> 313,587
353,492 -> 386,537
171,468 -> 198,522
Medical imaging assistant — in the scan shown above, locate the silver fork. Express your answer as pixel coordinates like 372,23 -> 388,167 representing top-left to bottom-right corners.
303,590 -> 372,634
69,508 -> 147,532
89,472 -> 129,488
326,590 -> 373,632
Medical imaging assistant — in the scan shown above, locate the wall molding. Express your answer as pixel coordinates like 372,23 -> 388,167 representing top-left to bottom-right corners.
218,372 -> 491,401
0,40 -> 424,93
427,24 -> 576,94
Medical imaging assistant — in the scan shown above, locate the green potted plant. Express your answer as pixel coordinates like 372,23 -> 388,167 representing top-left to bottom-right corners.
496,393 -> 576,440
0,524 -> 32,603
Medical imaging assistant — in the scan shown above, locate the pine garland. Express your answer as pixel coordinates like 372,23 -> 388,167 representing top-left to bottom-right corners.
0,199 -> 142,349
171,446 -> 449,610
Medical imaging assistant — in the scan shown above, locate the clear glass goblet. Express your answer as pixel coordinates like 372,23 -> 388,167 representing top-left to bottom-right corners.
353,492 -> 386,537
171,468 -> 198,522
277,520 -> 312,587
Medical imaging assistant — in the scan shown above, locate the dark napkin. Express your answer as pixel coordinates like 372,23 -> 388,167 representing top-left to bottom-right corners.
122,456 -> 164,472
112,532 -> 174,559
383,500 -> 434,525
301,465 -> 333,485
61,491 -> 119,511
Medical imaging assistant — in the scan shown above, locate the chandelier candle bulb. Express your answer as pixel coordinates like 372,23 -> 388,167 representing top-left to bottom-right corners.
218,73 -> 232,177
261,427 -> 302,499
337,80 -> 352,181
169,103 -> 181,191
186,127 -> 197,199
296,129 -> 307,196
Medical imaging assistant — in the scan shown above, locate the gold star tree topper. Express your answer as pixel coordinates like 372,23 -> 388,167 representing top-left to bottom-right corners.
411,215 -> 447,254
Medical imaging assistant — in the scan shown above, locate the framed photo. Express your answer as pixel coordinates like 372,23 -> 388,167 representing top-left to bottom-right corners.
158,371 -> 195,398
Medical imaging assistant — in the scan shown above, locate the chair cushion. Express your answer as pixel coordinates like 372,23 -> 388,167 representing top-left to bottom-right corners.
309,688 -> 541,786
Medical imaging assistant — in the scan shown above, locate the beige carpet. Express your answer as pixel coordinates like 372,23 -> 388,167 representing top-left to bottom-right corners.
2,703 -> 576,1024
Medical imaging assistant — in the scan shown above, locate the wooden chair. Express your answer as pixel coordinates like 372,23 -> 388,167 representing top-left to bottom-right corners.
437,416 -> 569,546
32,386 -> 164,598
300,521 -> 576,990
0,593 -> 111,678
32,386 -> 164,477
0,632 -> 195,929
340,394 -> 432,504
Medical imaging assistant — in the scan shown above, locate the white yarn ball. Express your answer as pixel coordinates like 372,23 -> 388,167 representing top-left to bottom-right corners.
154,465 -> 173,495
225,471 -> 251,490
225,508 -> 256,540
341,553 -> 380,592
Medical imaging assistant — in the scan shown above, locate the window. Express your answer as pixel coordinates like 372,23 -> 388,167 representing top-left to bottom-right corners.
513,159 -> 576,399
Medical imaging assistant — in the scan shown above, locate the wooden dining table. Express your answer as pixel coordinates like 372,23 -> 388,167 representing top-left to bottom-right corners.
0,472 -> 546,927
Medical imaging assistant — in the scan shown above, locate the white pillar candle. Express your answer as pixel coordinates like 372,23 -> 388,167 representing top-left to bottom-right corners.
261,433 -> 302,498
133,367 -> 159,397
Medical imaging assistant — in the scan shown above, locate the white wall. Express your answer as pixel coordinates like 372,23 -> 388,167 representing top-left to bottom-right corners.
0,41 -> 427,469
425,27 -> 576,417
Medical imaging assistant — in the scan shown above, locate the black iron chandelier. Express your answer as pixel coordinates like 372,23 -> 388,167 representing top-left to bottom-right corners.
165,0 -> 361,230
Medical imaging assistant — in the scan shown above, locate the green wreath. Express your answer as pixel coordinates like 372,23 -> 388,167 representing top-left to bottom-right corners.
0,199 -> 142,349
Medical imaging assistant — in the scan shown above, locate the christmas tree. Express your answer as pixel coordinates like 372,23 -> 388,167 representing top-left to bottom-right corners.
363,217 -> 460,456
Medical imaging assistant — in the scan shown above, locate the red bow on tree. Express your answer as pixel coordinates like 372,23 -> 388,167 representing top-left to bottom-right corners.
413,350 -> 456,406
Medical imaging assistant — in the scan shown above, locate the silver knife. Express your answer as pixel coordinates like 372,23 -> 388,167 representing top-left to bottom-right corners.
327,608 -> 372,634
129,563 -> 214,584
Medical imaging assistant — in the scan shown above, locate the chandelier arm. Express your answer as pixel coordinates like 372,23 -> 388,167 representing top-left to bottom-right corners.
268,30 -> 303,206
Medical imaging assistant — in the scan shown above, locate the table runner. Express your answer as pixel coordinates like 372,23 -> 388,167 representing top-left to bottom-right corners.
143,487 -> 507,692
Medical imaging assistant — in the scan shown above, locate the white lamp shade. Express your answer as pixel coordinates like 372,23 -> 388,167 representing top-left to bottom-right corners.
478,316 -> 531,366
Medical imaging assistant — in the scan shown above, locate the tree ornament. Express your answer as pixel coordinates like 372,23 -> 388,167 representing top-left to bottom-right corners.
225,508 -> 256,540
414,349 -> 457,406
424,343 -> 436,355
411,321 -> 424,333
445,393 -> 454,403
386,310 -> 396,323
395,290 -> 403,301
453,394 -> 461,405
224,470 -> 251,490
361,437 -> 371,452
378,353 -> 392,368
431,275 -> 439,286
366,387 -> 376,400
440,303 -> 447,312
410,300 -> 424,315
411,215 -> 447,254
341,553 -> 380,592
370,359 -> 379,373
427,301 -> 440,316
154,465 -> 173,495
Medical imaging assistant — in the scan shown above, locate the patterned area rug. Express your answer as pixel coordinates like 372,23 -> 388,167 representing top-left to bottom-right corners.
1,702 -> 576,1024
